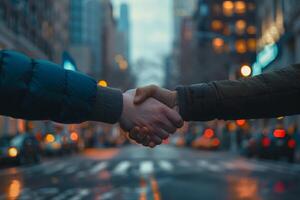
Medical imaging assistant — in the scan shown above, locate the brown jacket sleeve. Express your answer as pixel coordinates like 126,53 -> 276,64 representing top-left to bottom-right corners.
176,64 -> 300,121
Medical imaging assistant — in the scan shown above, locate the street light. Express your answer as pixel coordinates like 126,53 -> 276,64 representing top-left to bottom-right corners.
240,65 -> 252,77
98,80 -> 108,87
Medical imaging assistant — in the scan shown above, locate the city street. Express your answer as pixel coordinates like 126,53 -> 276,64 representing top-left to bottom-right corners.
1,145 -> 300,200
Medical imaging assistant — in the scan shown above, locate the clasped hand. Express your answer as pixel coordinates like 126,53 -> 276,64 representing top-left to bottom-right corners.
119,86 -> 182,148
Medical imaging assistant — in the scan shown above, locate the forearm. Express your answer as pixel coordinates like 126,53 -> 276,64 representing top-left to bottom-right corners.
176,64 -> 300,121
0,50 -> 123,124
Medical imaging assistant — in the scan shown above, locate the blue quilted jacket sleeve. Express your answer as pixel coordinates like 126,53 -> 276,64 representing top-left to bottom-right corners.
0,50 -> 123,124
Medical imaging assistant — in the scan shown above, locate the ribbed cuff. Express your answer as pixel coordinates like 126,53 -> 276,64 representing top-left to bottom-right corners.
90,86 -> 123,123
175,86 -> 190,121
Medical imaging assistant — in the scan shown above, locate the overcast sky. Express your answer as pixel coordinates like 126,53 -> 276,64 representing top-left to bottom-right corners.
112,0 -> 173,62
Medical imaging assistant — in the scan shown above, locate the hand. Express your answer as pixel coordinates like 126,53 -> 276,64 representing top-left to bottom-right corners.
119,89 -> 183,146
134,85 -> 178,108
129,85 -> 182,148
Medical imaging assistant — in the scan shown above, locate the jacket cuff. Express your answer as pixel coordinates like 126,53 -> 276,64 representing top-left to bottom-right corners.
175,86 -> 190,121
90,86 -> 123,123
176,83 -> 219,121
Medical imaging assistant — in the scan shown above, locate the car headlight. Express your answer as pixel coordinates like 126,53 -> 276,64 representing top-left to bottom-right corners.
8,147 -> 18,157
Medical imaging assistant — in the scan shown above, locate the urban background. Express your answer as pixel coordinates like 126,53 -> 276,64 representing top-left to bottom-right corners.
1,0 -> 300,199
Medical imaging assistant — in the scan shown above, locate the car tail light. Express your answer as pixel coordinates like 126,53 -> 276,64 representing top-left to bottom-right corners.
262,137 -> 271,147
70,132 -> 79,141
288,139 -> 296,149
273,129 -> 286,138
45,134 -> 55,143
212,138 -> 220,147
236,119 -> 246,127
204,129 -> 214,139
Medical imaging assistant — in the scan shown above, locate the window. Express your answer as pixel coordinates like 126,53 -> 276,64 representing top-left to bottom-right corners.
235,39 -> 247,53
223,1 -> 234,16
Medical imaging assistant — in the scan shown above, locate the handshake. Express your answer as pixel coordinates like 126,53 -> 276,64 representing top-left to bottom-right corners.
119,85 -> 183,148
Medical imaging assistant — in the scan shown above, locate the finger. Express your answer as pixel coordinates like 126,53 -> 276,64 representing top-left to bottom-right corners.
149,134 -> 162,145
163,107 -> 184,128
153,127 -> 170,139
134,85 -> 158,104
142,135 -> 151,146
129,127 -> 140,141
157,116 -> 177,134
149,142 -> 156,148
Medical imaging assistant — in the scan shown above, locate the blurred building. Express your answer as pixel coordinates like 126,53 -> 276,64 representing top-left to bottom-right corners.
116,3 -> 130,64
0,0 -> 69,61
0,0 -> 70,135
165,0 -> 197,88
177,0 -> 257,85
254,0 -> 300,158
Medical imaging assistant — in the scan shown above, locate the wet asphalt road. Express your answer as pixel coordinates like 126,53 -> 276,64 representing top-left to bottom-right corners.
0,145 -> 300,200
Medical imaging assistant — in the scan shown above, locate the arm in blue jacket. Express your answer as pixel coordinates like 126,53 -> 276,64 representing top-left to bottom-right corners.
0,50 -> 123,124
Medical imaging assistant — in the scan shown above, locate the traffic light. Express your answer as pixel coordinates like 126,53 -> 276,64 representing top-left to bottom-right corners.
240,65 -> 252,77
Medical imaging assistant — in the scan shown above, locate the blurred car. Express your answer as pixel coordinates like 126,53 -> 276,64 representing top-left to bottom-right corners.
169,135 -> 186,147
243,128 -> 296,162
67,131 -> 85,152
42,131 -> 84,156
192,128 -> 221,150
0,134 -> 40,165
42,133 -> 65,155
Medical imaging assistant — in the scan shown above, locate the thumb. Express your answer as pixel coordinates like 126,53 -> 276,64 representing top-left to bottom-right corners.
134,85 -> 158,104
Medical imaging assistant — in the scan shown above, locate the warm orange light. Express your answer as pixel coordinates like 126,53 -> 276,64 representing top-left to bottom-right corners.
98,80 -> 108,87
240,65 -> 252,77
223,1 -> 234,16
236,119 -> 246,127
235,1 -> 246,14
235,39 -> 247,53
119,60 -> 128,71
70,132 -> 79,141
247,26 -> 256,35
235,20 -> 246,34
8,147 -> 18,157
211,20 -> 223,31
204,128 -> 214,138
212,138 -> 220,147
212,38 -> 224,52
45,134 -> 55,143
273,129 -> 286,138
247,39 -> 257,52
8,179 -> 21,199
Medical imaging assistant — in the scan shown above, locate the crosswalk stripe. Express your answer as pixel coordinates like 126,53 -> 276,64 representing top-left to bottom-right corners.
89,162 -> 108,174
139,161 -> 154,175
178,160 -> 192,167
113,161 -> 131,175
44,162 -> 68,175
158,160 -> 173,172
63,166 -> 78,174
69,189 -> 89,200
197,160 -> 223,172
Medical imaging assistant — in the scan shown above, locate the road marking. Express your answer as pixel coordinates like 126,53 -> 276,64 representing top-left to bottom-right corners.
139,161 -> 154,175
158,160 -> 173,172
139,177 -> 147,200
113,161 -> 131,175
178,160 -> 191,167
89,162 -> 108,174
150,176 -> 161,200
63,166 -> 78,174
69,189 -> 89,200
52,189 -> 75,200
197,160 -> 223,172
44,162 -> 68,175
